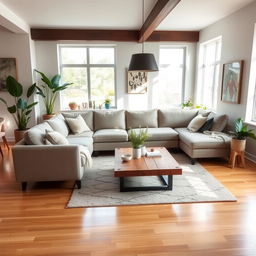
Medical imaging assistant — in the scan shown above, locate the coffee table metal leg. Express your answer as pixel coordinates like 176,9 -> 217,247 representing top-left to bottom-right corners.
120,177 -> 125,192
119,175 -> 173,192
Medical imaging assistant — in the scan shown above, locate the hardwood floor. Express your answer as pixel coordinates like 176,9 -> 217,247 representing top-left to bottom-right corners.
0,146 -> 256,256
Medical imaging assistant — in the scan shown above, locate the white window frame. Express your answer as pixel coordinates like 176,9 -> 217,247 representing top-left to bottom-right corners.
196,36 -> 222,110
58,45 -> 117,109
159,46 -> 187,106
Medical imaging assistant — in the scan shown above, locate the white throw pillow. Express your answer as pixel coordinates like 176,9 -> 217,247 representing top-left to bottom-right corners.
65,115 -> 91,134
187,114 -> 208,132
44,130 -> 69,145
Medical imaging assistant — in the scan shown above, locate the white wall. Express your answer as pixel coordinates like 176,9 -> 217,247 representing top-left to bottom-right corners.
197,1 -> 256,160
0,29 -> 36,140
35,40 -> 196,113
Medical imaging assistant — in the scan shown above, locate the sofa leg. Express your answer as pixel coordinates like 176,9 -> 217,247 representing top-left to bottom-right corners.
92,151 -> 100,157
75,180 -> 81,189
191,158 -> 196,165
21,182 -> 27,191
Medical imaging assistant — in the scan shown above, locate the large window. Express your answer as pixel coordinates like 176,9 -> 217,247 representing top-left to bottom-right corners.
58,46 -> 116,109
196,37 -> 222,109
158,47 -> 186,108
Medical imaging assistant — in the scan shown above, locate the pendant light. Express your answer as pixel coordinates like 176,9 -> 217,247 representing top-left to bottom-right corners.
128,0 -> 159,72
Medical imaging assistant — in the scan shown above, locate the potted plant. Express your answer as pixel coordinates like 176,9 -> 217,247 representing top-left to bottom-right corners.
181,99 -> 193,109
0,76 -> 38,142
69,102 -> 78,110
104,98 -> 111,109
35,70 -> 73,120
230,118 -> 256,152
128,128 -> 150,159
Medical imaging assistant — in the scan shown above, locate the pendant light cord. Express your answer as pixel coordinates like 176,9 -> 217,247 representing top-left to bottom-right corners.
142,0 -> 144,53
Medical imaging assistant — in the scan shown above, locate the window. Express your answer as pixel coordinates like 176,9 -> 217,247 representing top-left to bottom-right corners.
196,37 -> 222,109
58,46 -> 116,109
158,47 -> 186,108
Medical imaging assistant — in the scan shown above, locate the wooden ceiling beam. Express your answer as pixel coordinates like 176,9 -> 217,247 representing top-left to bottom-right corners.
30,28 -> 199,42
138,0 -> 181,43
30,29 -> 139,41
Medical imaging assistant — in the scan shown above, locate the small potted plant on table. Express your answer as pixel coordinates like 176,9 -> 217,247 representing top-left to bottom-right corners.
0,76 -> 38,142
129,128 -> 150,159
69,102 -> 78,110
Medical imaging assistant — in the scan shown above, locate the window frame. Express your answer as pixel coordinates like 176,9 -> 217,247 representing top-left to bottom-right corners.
159,46 -> 187,106
58,45 -> 117,109
197,36 -> 222,110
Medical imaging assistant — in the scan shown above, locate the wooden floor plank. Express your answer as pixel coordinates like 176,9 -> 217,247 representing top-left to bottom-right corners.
0,147 -> 256,255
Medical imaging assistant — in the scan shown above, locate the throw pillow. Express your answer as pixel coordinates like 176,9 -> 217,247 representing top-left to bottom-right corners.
65,115 -> 91,134
198,118 -> 214,132
47,115 -> 69,137
187,114 -> 208,132
44,130 -> 69,145
208,113 -> 228,132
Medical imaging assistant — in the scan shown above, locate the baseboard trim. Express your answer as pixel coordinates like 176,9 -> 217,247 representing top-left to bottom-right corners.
245,151 -> 256,163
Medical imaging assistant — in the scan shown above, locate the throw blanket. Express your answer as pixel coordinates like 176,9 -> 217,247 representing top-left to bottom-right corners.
79,145 -> 93,168
203,131 -> 231,143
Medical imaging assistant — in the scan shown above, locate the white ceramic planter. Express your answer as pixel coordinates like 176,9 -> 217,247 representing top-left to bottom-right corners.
133,148 -> 141,159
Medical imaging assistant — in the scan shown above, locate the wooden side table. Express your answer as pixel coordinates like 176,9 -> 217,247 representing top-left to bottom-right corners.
229,150 -> 246,169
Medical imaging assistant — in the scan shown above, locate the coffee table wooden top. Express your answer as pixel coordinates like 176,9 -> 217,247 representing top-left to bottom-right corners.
114,147 -> 182,177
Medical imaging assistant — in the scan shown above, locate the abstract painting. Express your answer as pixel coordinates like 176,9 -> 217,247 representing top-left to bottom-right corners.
127,71 -> 148,94
0,58 -> 17,91
221,60 -> 244,104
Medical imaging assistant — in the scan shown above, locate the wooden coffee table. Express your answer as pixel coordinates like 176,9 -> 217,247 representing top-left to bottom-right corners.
114,147 -> 182,192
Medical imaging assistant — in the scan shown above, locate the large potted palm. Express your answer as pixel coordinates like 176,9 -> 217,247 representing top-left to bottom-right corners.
0,76 -> 38,142
230,118 -> 256,151
35,70 -> 73,120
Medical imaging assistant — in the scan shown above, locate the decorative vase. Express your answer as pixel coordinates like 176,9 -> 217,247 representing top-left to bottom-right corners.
69,103 -> 78,110
133,148 -> 141,159
105,103 -> 110,109
14,129 -> 28,143
231,138 -> 246,152
42,114 -> 55,120
141,146 -> 147,156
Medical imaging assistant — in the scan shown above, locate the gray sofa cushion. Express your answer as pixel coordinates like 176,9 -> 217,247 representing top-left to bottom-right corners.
208,113 -> 228,132
131,127 -> 178,141
67,131 -> 93,138
67,136 -> 93,154
62,111 -> 94,130
24,122 -> 54,145
126,109 -> 158,128
93,129 -> 128,142
94,110 -> 126,131
47,114 -> 69,137
175,128 -> 231,149
158,109 -> 198,128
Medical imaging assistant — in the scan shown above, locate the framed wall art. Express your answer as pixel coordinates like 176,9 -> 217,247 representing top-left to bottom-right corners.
221,60 -> 244,104
127,71 -> 148,94
0,58 -> 17,91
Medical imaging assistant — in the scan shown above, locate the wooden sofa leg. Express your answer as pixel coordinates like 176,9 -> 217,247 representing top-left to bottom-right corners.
191,158 -> 196,165
75,180 -> 81,189
21,182 -> 27,191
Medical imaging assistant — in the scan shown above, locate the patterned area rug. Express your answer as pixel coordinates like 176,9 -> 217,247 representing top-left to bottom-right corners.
67,154 -> 236,208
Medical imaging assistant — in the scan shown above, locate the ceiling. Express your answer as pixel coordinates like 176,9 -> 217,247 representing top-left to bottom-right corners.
0,0 -> 255,31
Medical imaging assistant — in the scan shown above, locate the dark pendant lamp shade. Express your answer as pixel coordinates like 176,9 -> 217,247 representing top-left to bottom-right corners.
128,53 -> 159,72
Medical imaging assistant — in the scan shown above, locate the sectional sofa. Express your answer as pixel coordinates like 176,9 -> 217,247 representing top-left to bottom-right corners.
12,109 -> 231,190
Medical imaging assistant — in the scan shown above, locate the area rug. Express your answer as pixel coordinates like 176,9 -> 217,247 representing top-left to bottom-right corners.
67,154 -> 236,208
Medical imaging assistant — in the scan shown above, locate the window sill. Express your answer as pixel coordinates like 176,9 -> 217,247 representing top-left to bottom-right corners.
244,120 -> 256,127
